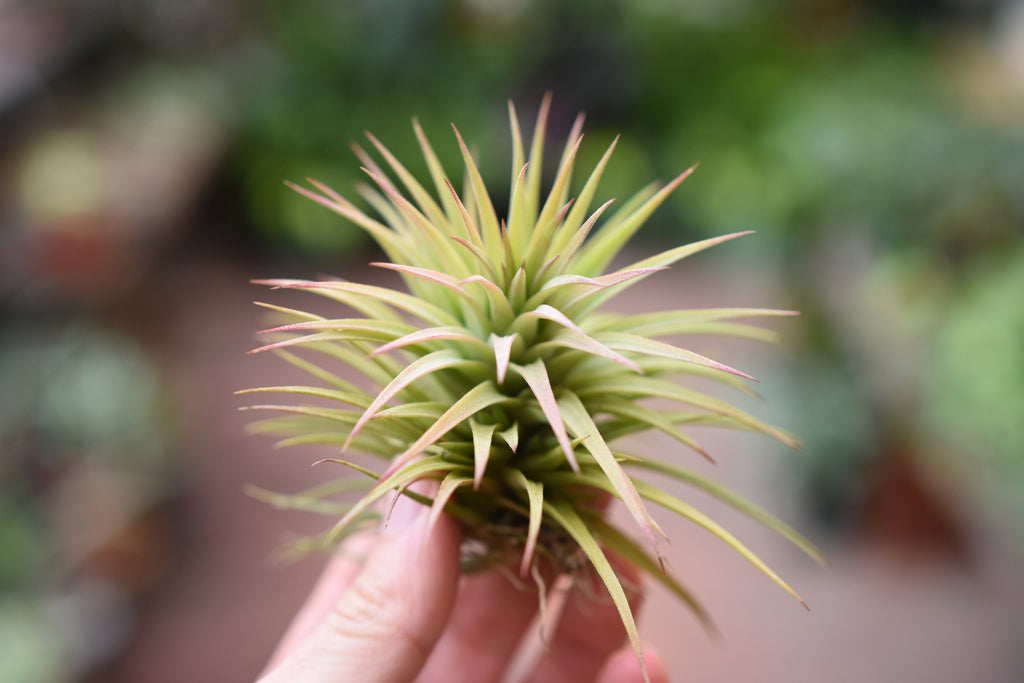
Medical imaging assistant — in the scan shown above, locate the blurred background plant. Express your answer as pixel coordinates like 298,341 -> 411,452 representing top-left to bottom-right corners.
2,0 -> 1022,680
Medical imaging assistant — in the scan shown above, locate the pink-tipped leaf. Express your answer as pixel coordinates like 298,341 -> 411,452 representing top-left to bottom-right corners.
470,419 -> 497,490
489,333 -> 517,384
557,391 -> 666,563
381,381 -> 512,480
509,360 -> 580,473
344,349 -> 479,451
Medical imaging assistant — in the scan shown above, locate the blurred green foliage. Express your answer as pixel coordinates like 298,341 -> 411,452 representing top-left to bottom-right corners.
0,325 -> 172,468
0,323 -> 177,681
234,1 -> 1023,252
928,249 -> 1024,520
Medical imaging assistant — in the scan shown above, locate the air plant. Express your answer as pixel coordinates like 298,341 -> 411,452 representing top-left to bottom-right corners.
242,96 -> 821,680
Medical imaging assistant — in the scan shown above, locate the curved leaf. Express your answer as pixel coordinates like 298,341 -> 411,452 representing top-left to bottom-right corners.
346,350 -> 482,450
544,500 -> 649,683
510,361 -> 579,472
505,469 -> 544,577
383,381 -> 513,479
323,455 -> 461,544
632,478 -> 808,609
592,518 -> 715,634
557,391 -> 665,557
624,457 -> 826,566
470,419 -> 497,489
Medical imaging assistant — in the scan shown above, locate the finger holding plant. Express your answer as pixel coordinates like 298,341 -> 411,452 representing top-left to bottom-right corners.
243,95 -> 823,681
259,490 -> 669,683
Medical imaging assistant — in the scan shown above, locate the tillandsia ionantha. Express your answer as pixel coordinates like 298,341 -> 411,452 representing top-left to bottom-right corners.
241,95 -> 822,680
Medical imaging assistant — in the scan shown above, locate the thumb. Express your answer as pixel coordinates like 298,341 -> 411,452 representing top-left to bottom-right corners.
261,499 -> 463,683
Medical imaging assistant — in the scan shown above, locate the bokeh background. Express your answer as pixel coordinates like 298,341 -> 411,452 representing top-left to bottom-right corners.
2,0 -> 1023,681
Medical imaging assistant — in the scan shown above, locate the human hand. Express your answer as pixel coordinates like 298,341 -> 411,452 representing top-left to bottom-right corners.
258,494 -> 669,683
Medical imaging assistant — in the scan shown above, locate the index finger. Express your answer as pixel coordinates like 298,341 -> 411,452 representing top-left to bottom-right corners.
263,531 -> 376,671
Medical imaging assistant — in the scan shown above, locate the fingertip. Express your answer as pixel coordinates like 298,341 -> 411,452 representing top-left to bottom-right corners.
264,533 -> 377,671
263,509 -> 463,683
596,646 -> 670,683
383,506 -> 463,634
643,647 -> 671,683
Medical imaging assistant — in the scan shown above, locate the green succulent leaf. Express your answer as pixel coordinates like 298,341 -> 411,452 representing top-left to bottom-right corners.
504,469 -> 544,577
268,348 -> 367,394
544,499 -> 648,683
509,360 -> 579,472
633,477 -> 810,609
346,349 -> 484,449
236,385 -> 371,409
321,455 -> 462,544
623,456 -> 827,566
371,325 -> 491,358
596,331 -> 756,380
470,419 -> 497,489
557,391 -> 665,556
245,479 -> 370,516
574,165 -> 697,277
426,472 -> 474,541
244,100 -> 818,675
385,381 -> 513,478
591,517 -> 714,634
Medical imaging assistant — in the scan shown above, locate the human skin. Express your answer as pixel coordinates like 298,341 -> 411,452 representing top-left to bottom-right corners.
258,494 -> 669,683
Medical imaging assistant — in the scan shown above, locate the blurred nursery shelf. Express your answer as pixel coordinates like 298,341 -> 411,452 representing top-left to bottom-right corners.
1,3 -> 228,681
1,2 -> 228,306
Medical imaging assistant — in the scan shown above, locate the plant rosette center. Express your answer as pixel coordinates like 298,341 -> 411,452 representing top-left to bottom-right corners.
242,96 -> 822,680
